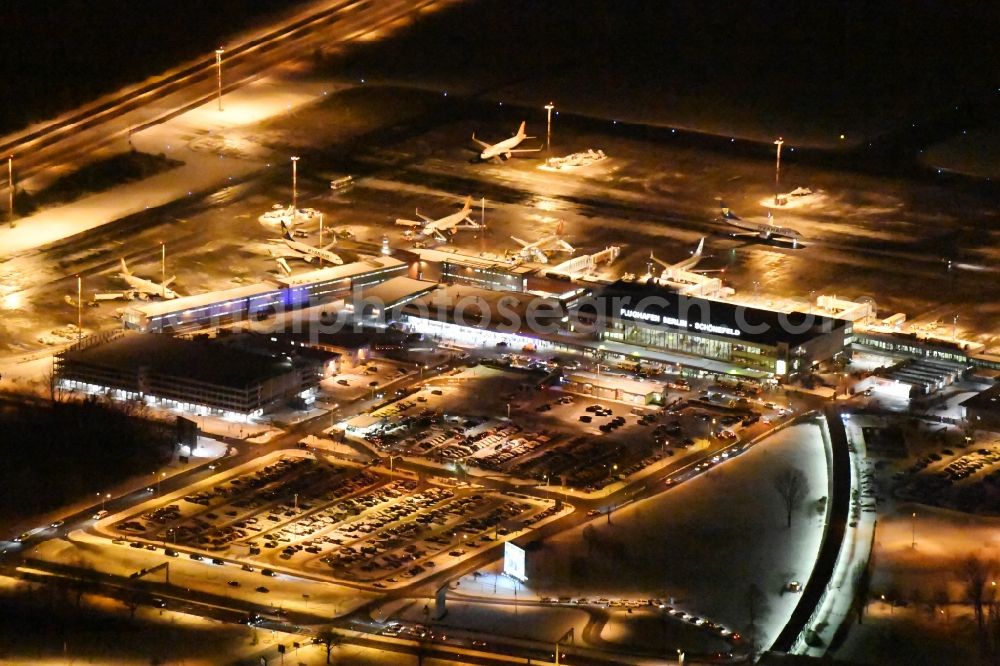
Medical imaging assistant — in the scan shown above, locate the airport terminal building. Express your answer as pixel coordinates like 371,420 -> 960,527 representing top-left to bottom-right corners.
593,282 -> 853,376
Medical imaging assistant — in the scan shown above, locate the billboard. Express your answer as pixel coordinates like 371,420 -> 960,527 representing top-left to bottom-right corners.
503,542 -> 527,582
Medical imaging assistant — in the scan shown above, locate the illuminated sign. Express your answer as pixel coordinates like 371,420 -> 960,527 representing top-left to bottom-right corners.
620,307 -> 741,337
503,542 -> 527,582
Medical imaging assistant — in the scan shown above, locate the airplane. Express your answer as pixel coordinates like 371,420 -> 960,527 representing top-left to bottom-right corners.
268,222 -> 344,274
717,202 -> 803,246
114,258 -> 178,300
472,121 -> 543,161
395,196 -> 482,241
648,237 -> 707,281
509,235 -> 575,264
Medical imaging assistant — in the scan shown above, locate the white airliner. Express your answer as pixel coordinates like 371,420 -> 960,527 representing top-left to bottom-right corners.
510,235 -> 575,264
269,222 -> 344,274
718,203 -> 803,245
649,237 -> 706,281
395,196 -> 482,240
113,258 -> 178,300
472,121 -> 543,161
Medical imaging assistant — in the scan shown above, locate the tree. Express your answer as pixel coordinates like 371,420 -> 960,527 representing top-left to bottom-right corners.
957,555 -> 996,641
773,466 -> 809,528
315,628 -> 341,664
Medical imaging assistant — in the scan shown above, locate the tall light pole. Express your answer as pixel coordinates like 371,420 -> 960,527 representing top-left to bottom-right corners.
911,511 -> 916,548
290,156 -> 300,221
773,137 -> 784,205
160,242 -> 166,299
7,155 -> 13,229
76,275 -> 82,344
214,48 -> 225,112
544,102 -> 555,151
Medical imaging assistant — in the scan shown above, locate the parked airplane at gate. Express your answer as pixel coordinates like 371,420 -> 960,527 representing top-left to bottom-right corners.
395,196 -> 482,240
103,258 -> 179,300
648,237 -> 707,281
269,222 -> 344,274
510,235 -> 575,264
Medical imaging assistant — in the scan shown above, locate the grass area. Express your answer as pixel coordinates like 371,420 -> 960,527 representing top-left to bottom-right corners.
15,151 -> 183,215
0,396 -> 174,523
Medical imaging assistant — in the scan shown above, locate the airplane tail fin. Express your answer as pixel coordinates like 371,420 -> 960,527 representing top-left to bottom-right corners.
119,258 -> 131,276
693,237 -> 705,257
280,221 -> 293,240
517,121 -> 526,137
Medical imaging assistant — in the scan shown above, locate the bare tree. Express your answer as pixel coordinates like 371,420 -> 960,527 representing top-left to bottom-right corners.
773,466 -> 809,528
957,555 -> 996,641
314,628 -> 341,664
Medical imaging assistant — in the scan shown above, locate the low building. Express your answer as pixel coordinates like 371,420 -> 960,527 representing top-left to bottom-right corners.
961,383 -> 1000,432
562,371 -> 665,405
56,331 -> 321,417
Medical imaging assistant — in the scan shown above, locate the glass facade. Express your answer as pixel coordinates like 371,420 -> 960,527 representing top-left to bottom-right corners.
604,320 -> 778,372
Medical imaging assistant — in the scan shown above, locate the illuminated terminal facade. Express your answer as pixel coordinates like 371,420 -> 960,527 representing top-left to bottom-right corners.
123,256 -> 406,333
595,281 -> 853,375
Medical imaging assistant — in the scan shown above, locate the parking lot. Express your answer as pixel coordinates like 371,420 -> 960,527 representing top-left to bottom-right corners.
348,361 -> 793,493
894,432 -> 1000,513
105,451 -> 554,586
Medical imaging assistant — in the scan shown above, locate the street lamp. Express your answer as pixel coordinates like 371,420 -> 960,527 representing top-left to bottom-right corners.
214,48 -> 225,112
290,156 -> 300,221
7,154 -> 13,229
160,242 -> 166,299
544,102 -> 555,151
773,137 -> 784,204
911,511 -> 916,548
76,275 -> 82,344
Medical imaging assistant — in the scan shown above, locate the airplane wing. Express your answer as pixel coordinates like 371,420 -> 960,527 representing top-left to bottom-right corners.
556,240 -> 575,252
471,133 -> 492,150
163,276 -> 176,288
510,236 -> 530,248
508,147 -> 543,154
91,291 -> 134,302
395,219 -> 424,227
415,209 -> 435,224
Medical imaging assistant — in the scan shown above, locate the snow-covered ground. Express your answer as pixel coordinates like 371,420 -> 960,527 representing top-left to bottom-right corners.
0,77 -> 336,259
501,419 -> 831,655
